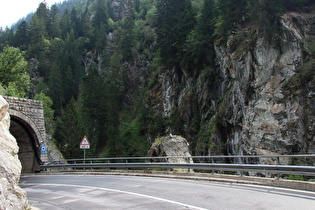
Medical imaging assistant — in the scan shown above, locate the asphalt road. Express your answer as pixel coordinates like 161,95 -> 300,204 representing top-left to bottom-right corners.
20,174 -> 315,210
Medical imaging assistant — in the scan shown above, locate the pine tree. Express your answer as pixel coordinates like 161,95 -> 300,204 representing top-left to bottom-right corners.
80,6 -> 94,49
80,64 -> 107,153
216,0 -> 247,37
61,30 -> 83,105
54,98 -> 86,159
13,21 -> 30,51
104,52 -> 127,155
95,23 -> 107,52
0,28 -> 14,49
28,13 -> 50,78
93,0 -> 108,27
247,0 -> 285,35
35,2 -> 49,23
47,38 -> 64,116
118,1 -> 135,61
155,0 -> 195,67
48,62 -> 64,116
60,9 -> 71,39
70,8 -> 81,38
47,5 -> 61,39
184,0 -> 216,68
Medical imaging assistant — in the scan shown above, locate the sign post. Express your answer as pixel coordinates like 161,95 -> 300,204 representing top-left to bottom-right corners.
80,136 -> 90,163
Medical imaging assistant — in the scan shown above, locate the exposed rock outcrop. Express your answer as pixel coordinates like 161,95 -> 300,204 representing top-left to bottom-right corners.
148,135 -> 193,165
0,96 -> 28,209
214,11 -> 315,159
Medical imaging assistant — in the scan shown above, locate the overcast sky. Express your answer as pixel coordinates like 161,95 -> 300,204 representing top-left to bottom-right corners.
0,0 -> 63,29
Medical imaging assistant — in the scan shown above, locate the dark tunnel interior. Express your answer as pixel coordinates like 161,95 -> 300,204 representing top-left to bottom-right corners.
9,117 -> 41,173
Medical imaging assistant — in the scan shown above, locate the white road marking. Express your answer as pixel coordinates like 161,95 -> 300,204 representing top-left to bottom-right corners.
22,183 -> 208,210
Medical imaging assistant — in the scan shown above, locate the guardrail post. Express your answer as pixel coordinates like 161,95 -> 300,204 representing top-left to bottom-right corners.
276,157 -> 280,180
212,158 -> 214,174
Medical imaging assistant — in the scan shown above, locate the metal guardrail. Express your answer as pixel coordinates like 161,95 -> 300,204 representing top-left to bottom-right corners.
45,154 -> 315,163
41,155 -> 315,177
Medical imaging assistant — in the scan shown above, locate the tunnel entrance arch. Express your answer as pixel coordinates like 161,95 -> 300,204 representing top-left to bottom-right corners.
3,96 -> 47,173
9,114 -> 42,173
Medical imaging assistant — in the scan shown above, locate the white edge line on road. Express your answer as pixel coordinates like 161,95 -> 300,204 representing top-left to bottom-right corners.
21,183 -> 208,210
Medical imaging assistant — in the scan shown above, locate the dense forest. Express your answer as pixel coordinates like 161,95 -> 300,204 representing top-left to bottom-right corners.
0,0 -> 314,158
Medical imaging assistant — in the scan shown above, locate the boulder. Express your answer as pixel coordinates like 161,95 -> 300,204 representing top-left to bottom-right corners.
148,135 -> 193,172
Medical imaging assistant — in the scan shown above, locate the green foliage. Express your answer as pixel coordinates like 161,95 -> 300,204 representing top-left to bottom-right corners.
0,46 -> 30,97
54,98 -> 86,159
184,0 -> 216,68
195,115 -> 222,155
247,0 -> 287,38
12,21 -> 30,51
118,112 -> 149,157
155,0 -> 195,68
80,64 -> 107,153
117,3 -> 135,61
216,0 -> 247,39
47,5 -> 62,39
92,0 -> 108,27
288,174 -> 304,181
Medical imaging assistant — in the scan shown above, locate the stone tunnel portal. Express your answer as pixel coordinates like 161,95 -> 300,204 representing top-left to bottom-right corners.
3,96 -> 47,173
10,116 -> 42,173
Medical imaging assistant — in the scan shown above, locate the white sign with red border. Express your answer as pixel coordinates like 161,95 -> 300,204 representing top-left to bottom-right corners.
80,136 -> 90,149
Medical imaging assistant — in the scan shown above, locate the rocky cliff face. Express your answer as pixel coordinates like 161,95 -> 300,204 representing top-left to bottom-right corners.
215,11 -> 315,158
153,10 -> 315,159
0,96 -> 28,209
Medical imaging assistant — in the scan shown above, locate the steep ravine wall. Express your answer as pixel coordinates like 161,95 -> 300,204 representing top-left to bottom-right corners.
215,11 -> 315,158
0,96 -> 28,209
155,10 -> 315,159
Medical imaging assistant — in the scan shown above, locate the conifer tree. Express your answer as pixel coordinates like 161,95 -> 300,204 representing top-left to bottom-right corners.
60,9 -> 72,39
35,2 -> 50,23
54,98 -> 85,159
28,12 -> 51,78
185,0 -> 216,68
118,0 -> 135,61
70,8 -> 81,38
80,64 -> 107,153
216,0 -> 247,37
93,0 -> 108,27
13,21 -> 30,51
155,0 -> 195,68
80,6 -> 94,49
47,5 -> 61,39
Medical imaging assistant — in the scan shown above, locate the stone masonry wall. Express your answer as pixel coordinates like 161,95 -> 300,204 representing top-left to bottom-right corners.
3,96 -> 47,162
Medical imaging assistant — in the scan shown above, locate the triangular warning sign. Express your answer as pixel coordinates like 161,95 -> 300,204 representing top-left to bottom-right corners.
80,136 -> 90,145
